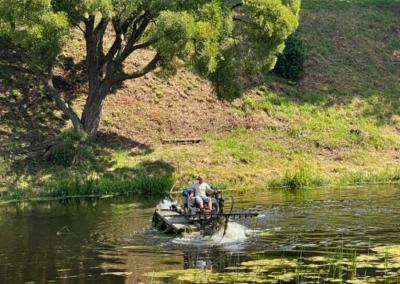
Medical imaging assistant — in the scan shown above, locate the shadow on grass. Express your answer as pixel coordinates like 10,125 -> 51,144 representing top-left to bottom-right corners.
0,38 -> 174,199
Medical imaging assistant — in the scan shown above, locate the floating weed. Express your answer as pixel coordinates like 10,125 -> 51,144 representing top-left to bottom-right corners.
241,258 -> 297,269
145,269 -> 270,283
306,256 -> 329,262
372,245 -> 400,257
144,247 -> 400,284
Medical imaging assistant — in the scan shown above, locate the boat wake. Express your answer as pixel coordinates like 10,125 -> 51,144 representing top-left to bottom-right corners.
172,222 -> 248,247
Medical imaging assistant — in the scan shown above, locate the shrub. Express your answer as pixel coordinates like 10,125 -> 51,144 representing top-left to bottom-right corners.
46,129 -> 94,167
210,48 -> 241,101
269,164 -> 326,190
274,34 -> 305,81
241,96 -> 258,112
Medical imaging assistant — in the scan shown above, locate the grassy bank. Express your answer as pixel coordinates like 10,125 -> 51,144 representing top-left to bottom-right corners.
1,0 -> 399,200
0,174 -> 174,202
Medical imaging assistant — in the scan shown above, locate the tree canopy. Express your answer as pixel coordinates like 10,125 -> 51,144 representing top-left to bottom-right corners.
0,0 -> 301,136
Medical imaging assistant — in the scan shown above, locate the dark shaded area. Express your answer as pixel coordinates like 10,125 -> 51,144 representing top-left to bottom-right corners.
0,38 -> 171,193
94,131 -> 153,155
110,160 -> 174,179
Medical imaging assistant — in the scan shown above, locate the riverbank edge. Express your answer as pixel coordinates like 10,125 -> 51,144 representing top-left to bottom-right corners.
1,169 -> 399,205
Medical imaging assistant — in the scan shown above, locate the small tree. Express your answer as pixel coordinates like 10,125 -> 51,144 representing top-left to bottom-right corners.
0,0 -> 301,137
274,34 -> 305,81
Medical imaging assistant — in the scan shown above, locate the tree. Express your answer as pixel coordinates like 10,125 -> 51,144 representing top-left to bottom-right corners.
274,34 -> 305,81
0,0 -> 301,138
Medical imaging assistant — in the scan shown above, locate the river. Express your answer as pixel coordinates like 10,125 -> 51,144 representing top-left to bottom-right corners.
1,185 -> 399,283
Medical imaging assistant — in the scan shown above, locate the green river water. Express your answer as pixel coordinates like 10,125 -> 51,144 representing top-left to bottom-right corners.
1,185 -> 400,283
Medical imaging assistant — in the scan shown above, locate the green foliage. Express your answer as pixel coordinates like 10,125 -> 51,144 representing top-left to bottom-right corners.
270,164 -> 326,190
1,175 -> 173,200
1,0 -> 300,96
46,129 -> 93,167
0,0 -> 69,70
153,11 -> 196,62
52,0 -> 113,24
210,48 -> 241,100
341,169 -> 400,185
237,0 -> 300,72
11,89 -> 23,98
275,34 -> 305,80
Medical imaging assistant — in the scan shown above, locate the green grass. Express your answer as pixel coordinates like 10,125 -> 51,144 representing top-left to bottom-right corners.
1,0 -> 400,199
269,164 -> 327,190
2,174 -> 174,202
341,169 -> 400,185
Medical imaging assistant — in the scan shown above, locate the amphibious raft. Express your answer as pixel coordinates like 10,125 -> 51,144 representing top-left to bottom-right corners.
152,189 -> 259,235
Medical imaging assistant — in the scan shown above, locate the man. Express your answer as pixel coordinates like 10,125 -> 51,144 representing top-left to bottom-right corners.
191,175 -> 212,211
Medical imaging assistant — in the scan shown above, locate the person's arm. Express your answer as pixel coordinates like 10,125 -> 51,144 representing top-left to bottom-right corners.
205,183 -> 214,195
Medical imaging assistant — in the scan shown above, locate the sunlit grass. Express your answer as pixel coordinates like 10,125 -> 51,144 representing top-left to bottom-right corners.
1,0 -> 400,199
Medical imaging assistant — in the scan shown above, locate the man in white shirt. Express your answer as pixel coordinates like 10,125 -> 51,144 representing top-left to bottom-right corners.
191,175 -> 212,211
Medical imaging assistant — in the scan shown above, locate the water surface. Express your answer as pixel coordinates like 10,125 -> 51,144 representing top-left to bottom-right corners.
0,185 -> 399,283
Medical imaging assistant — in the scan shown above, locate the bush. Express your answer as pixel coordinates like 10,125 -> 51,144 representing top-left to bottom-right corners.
46,129 -> 94,167
269,164 -> 326,190
210,48 -> 241,101
274,34 -> 305,81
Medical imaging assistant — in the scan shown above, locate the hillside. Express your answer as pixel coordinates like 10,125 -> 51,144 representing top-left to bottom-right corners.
0,0 -> 399,197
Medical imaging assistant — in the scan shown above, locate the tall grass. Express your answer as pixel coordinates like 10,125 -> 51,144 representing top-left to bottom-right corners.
341,169 -> 400,185
51,175 -> 174,197
1,175 -> 174,201
269,164 -> 327,190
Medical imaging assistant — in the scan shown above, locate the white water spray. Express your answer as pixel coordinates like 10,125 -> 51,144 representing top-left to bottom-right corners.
157,199 -> 176,210
172,222 -> 248,247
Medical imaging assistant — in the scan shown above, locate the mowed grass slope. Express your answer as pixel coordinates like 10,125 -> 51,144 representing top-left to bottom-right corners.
106,0 -> 400,190
0,0 -> 399,197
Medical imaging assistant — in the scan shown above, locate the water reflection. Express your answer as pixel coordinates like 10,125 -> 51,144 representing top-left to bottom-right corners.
0,185 -> 399,283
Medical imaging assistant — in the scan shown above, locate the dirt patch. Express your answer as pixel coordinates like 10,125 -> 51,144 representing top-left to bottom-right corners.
99,64 -> 273,145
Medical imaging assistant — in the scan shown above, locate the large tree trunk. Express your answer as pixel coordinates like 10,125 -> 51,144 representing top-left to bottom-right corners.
81,84 -> 109,137
81,17 -> 109,138
75,15 -> 157,138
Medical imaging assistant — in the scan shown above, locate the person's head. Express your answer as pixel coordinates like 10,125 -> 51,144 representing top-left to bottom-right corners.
196,175 -> 204,183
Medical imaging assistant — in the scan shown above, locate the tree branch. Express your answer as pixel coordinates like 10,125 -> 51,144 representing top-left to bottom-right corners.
131,39 -> 157,51
95,17 -> 109,64
1,38 -> 84,132
77,24 -> 86,34
116,12 -> 151,63
231,2 -> 243,10
46,76 -> 84,132
103,19 -> 124,63
233,16 -> 252,25
109,53 -> 160,85
94,17 -> 108,36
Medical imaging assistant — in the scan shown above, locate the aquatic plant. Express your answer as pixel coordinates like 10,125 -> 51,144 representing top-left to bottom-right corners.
144,245 -> 400,283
